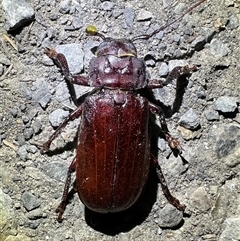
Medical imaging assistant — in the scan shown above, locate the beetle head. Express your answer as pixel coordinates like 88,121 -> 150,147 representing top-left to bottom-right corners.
86,25 -> 137,58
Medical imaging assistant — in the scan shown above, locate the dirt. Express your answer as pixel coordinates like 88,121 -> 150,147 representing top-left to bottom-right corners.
1,0 -> 240,240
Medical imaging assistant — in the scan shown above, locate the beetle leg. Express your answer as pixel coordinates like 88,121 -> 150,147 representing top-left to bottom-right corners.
56,157 -> 76,222
149,102 -> 182,153
151,155 -> 186,211
147,65 -> 197,89
40,104 -> 84,154
45,48 -> 90,105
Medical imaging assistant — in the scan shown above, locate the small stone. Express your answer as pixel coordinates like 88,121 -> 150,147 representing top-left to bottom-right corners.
158,62 -> 169,77
210,39 -> 230,58
31,78 -> 51,109
59,0 -> 70,14
0,54 -> 11,66
32,119 -> 42,135
213,96 -> 237,113
178,108 -> 200,130
2,0 -> 35,31
204,109 -> 220,121
219,216 -> 240,241
22,115 -> 30,124
27,208 -> 43,220
227,15 -> 239,30
55,44 -> 84,74
225,146 -> 240,168
191,35 -> 206,51
26,144 -> 38,154
23,127 -> 34,140
177,126 -> 195,140
158,138 -> 166,152
137,9 -> 153,21
17,145 -> 28,161
191,186 -> 211,212
72,17 -> 83,30
49,109 -> 69,128
0,189 -> 15,235
10,108 -> 18,118
157,204 -> 183,228
42,162 -> 68,182
100,1 -> 114,11
22,191 -> 41,211
124,8 -> 135,28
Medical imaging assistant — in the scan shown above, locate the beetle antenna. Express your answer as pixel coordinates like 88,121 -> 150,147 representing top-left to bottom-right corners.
132,0 -> 207,42
86,25 -> 106,39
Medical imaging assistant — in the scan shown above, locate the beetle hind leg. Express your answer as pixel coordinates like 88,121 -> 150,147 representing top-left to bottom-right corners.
56,157 -> 76,222
152,156 -> 186,211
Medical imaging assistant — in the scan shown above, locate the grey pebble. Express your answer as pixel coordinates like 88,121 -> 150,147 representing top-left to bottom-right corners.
55,44 -> 84,74
2,0 -> 35,31
215,125 -> 240,159
24,220 -> 42,229
10,108 -> 18,118
137,9 -> 153,21
0,54 -> 11,66
42,55 -> 54,66
72,17 -> 83,30
178,108 -> 200,130
32,119 -> 42,135
42,162 -> 68,182
112,9 -> 123,18
157,204 -> 183,228
23,127 -> 34,140
219,216 -> 240,241
59,0 -> 70,14
17,145 -> 28,161
124,8 -> 135,28
22,191 -> 41,211
31,78 -> 51,109
55,82 -> 71,106
49,109 -> 69,128
227,15 -> 239,30
190,186 -> 211,212
158,62 -> 169,77
26,144 -> 38,154
27,208 -> 43,220
213,96 -> 237,113
191,35 -> 206,51
22,115 -> 30,124
204,109 -> 220,121
210,39 -> 230,58
100,1 -> 114,11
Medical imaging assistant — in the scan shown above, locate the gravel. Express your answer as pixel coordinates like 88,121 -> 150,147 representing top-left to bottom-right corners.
1,0 -> 240,240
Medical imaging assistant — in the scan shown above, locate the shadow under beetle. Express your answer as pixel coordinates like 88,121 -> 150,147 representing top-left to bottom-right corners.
41,0 -> 207,222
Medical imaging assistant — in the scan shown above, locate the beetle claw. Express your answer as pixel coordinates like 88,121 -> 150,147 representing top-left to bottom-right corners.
56,203 -> 65,222
44,48 -> 57,59
165,134 -> 183,154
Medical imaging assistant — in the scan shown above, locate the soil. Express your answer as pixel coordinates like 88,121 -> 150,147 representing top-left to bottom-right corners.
1,0 -> 240,240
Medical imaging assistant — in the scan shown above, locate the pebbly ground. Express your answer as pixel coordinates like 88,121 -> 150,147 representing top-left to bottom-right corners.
1,0 -> 240,240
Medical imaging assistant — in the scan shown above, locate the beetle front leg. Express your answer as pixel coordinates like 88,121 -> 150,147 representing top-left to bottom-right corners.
40,104 -> 84,154
151,155 -> 186,211
147,65 -> 197,89
45,48 -> 90,86
45,48 -> 90,105
149,102 -> 182,153
56,157 -> 76,222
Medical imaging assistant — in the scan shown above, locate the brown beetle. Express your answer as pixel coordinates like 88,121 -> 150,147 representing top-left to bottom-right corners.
41,0 -> 207,222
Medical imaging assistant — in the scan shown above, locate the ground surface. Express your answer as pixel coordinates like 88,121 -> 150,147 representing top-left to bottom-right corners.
1,0 -> 240,240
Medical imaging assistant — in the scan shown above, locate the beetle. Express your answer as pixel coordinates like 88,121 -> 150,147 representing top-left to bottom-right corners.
40,0 -> 207,222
